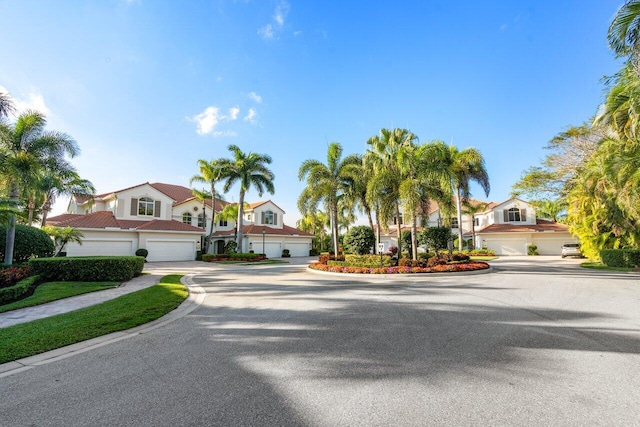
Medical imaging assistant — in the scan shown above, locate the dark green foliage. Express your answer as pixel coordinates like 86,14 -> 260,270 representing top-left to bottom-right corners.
224,240 -> 238,254
0,225 -> 55,264
202,252 -> 266,262
28,256 -> 144,282
0,266 -> 30,288
342,254 -> 394,268
195,250 -> 203,261
0,275 -> 44,305
401,231 -> 412,256
309,248 -> 319,256
135,248 -> 149,258
343,226 -> 375,255
600,249 -> 640,268
281,249 -> 291,258
528,245 -> 539,255
418,227 -> 453,251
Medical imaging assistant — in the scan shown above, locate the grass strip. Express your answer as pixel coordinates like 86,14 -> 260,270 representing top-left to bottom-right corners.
470,256 -> 499,261
0,281 -> 120,314
580,262 -> 637,272
0,274 -> 188,364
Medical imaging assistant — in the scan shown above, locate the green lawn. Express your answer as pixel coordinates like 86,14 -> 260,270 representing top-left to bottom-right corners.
580,262 -> 638,272
0,281 -> 121,314
0,274 -> 188,364
470,256 -> 498,261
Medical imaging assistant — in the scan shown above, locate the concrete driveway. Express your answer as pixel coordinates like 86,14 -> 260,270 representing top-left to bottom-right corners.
0,256 -> 638,426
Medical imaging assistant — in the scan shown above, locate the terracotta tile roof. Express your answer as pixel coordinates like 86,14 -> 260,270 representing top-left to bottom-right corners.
149,182 -> 196,204
46,211 -> 204,233
173,196 -> 229,211
46,213 -> 84,226
477,219 -> 570,234
247,200 -> 286,213
244,224 -> 313,236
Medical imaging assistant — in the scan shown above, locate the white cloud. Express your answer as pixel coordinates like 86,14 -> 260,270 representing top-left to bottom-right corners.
248,92 -> 262,103
259,1 -> 289,40
244,108 -> 257,124
0,85 -> 51,117
188,105 -> 240,136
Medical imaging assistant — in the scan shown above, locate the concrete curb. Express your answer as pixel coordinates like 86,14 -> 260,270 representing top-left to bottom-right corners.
0,274 -> 205,378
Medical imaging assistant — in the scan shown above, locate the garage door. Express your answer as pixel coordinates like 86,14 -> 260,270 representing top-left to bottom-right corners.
67,240 -> 134,257
486,239 -> 527,255
532,238 -> 567,255
253,242 -> 282,258
146,240 -> 196,262
285,243 -> 309,257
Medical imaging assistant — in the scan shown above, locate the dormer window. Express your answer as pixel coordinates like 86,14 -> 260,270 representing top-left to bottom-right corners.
182,212 -> 192,224
262,210 -> 277,225
504,207 -> 526,222
138,197 -> 155,216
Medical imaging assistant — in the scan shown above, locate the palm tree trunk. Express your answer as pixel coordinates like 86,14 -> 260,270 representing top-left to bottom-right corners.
455,186 -> 464,251
201,198 -> 208,253
4,182 -> 18,265
366,208 -> 375,254
395,202 -> 403,259
209,182 -> 216,253
40,200 -> 52,227
236,191 -> 245,251
471,215 -> 476,250
27,198 -> 35,226
411,213 -> 418,260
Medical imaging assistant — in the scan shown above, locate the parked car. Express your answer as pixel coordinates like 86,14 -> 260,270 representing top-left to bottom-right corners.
561,243 -> 582,258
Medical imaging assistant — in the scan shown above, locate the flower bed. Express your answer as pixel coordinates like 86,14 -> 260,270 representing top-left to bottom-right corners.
309,261 -> 490,274
203,253 -> 267,262
0,266 -> 31,289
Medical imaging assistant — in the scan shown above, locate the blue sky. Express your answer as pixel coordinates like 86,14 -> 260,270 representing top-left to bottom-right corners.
0,0 -> 624,225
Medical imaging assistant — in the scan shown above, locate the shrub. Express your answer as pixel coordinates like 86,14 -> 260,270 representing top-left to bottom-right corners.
418,227 -> 453,252
28,256 -> 144,282
309,248 -> 318,256
0,275 -> 44,305
600,249 -> 640,268
224,240 -> 238,254
469,249 -> 496,256
0,225 -> 55,264
203,253 -> 267,262
343,226 -> 375,255
343,254 -> 394,268
318,254 -> 345,265
527,245 -> 539,256
308,261 -> 490,274
135,248 -> 149,258
0,266 -> 31,289
282,249 -> 291,258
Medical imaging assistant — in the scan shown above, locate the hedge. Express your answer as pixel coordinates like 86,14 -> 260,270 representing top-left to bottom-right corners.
0,275 -> 44,305
202,253 -> 267,262
28,256 -> 145,282
342,254 -> 395,268
0,224 -> 55,264
600,249 -> 640,268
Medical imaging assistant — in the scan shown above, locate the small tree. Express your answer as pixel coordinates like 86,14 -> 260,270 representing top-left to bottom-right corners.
42,226 -> 84,256
342,226 -> 375,255
401,230 -> 412,256
224,240 -> 238,254
418,227 -> 453,252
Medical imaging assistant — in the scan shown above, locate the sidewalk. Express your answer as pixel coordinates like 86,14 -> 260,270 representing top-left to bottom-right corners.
0,261 -> 214,328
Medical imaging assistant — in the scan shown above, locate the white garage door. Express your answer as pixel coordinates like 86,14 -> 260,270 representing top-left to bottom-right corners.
146,240 -> 196,262
285,243 -> 309,257
532,238 -> 567,255
486,239 -> 527,255
67,240 -> 134,257
254,242 -> 282,258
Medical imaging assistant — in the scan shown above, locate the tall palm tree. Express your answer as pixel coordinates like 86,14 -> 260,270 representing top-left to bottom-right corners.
462,200 -> 488,250
217,202 -> 249,241
446,145 -> 491,251
0,110 -> 79,264
594,64 -> 640,139
37,170 -> 94,227
608,0 -> 640,70
298,142 -> 359,256
365,128 -> 418,258
220,145 -> 275,250
190,159 -> 227,251
342,154 -> 377,250
296,211 -> 329,252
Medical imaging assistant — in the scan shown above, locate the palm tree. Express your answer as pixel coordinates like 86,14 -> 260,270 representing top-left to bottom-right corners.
0,110 -> 79,264
0,91 -> 15,119
219,145 -> 275,250
608,0 -> 640,70
594,64 -> 640,139
531,199 -> 567,223
342,154 -> 377,250
298,142 -> 359,256
446,145 -> 491,251
190,159 -> 226,251
37,170 -> 94,227
365,128 -> 418,258
462,200 -> 488,250
217,201 -> 249,241
42,226 -> 85,256
296,211 -> 329,252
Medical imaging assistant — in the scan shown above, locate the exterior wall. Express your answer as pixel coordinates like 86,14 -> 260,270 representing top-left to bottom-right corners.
246,235 -> 313,257
251,202 -> 284,229
115,185 -> 174,221
477,231 -> 576,255
491,200 -> 536,226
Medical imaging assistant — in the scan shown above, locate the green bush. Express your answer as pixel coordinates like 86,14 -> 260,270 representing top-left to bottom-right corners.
0,225 -> 55,264
135,248 -> 149,258
202,252 -> 266,262
343,226 -> 375,255
418,227 -> 453,252
224,240 -> 237,254
338,254 -> 394,268
528,245 -> 539,256
600,249 -> 640,268
28,256 -> 144,282
0,275 -> 44,305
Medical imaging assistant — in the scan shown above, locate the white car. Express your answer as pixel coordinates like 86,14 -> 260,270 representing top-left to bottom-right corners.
561,243 -> 582,258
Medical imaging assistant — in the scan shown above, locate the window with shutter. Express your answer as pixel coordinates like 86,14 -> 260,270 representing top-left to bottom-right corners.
264,210 -> 274,225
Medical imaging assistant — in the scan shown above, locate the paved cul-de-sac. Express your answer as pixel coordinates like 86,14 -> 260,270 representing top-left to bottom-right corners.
0,256 -> 638,426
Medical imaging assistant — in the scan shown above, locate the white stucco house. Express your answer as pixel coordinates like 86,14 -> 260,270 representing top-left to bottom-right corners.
375,198 -> 576,255
47,182 -> 313,261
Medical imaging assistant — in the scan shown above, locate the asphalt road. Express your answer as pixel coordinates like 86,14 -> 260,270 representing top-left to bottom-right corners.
1,257 -> 639,426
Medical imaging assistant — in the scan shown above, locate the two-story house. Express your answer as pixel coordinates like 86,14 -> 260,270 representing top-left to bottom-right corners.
47,182 -> 313,261
377,198 -> 576,255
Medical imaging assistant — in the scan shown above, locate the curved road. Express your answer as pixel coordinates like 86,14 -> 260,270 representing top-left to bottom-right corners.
1,257 -> 639,426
